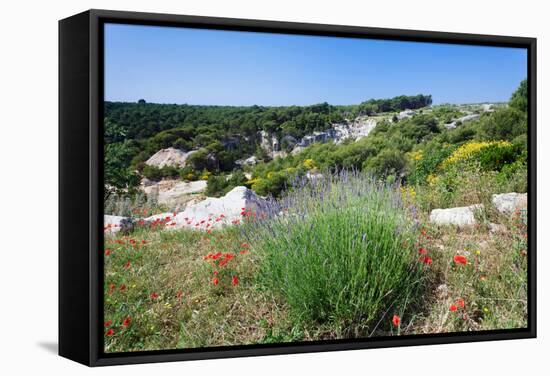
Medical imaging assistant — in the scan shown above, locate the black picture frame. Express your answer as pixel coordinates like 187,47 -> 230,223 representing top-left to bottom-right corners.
59,9 -> 537,367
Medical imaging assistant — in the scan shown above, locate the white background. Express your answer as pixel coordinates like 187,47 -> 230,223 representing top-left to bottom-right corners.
0,0 -> 547,374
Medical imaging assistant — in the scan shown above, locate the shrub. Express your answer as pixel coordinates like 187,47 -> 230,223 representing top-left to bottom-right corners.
476,108 -> 527,141
363,149 -> 407,179
440,140 -> 512,169
473,142 -> 520,172
160,165 -> 181,179
251,171 -> 289,197
245,172 -> 425,335
206,171 -> 248,197
141,165 -> 163,182
205,175 -> 227,197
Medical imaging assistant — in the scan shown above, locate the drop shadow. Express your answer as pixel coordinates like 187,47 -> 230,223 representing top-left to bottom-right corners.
37,341 -> 58,354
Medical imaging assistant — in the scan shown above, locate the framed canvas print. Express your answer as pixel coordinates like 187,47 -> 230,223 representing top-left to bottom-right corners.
59,9 -> 536,366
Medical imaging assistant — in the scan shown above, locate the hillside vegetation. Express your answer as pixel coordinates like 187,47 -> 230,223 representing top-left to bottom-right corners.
104,94 -> 432,193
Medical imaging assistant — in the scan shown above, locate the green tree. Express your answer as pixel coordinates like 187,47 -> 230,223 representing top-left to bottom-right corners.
104,141 -> 140,193
509,79 -> 528,113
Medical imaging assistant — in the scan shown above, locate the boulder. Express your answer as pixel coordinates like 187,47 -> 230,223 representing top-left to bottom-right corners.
397,109 -> 415,120
492,193 -> 527,215
259,130 -> 279,155
272,151 -> 288,159
429,204 -> 483,227
243,156 -> 258,166
171,186 -> 271,231
140,177 -> 155,187
291,146 -> 305,155
444,114 -> 480,129
145,148 -> 196,168
104,215 -> 134,234
142,179 -> 207,206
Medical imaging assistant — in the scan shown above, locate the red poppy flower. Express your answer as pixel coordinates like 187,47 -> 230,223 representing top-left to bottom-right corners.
119,284 -> 126,292
232,276 -> 239,286
122,317 -> 132,327
420,256 -> 433,265
418,248 -> 427,255
176,290 -> 183,299
150,292 -> 159,300
213,270 -> 219,275
456,298 -> 465,308
124,261 -> 131,269
453,255 -> 468,265
141,240 -> 147,245
450,304 -> 458,312
105,249 -> 111,256
212,278 -> 219,286
106,329 -> 114,336
104,320 -> 112,327
241,243 -> 250,249
392,315 -> 400,327
239,250 -> 248,255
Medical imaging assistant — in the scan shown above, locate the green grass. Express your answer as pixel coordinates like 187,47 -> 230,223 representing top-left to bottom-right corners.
103,170 -> 528,352
103,226 -> 293,352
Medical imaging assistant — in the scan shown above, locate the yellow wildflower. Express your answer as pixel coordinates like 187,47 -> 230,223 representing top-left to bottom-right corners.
303,158 -> 316,170
408,150 -> 423,162
426,173 -> 439,186
441,140 -> 512,168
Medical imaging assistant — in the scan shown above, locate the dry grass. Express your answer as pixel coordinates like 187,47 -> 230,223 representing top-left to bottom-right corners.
408,213 -> 527,335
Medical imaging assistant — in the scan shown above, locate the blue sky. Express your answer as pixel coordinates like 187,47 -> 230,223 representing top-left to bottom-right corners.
104,23 -> 527,106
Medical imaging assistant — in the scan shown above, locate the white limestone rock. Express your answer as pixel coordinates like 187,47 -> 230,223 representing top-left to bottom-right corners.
243,156 -> 258,166
145,148 -> 197,168
429,204 -> 483,227
142,179 -> 207,206
492,193 -> 527,215
104,215 -> 134,234
397,109 -> 415,120
171,186 -> 270,231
